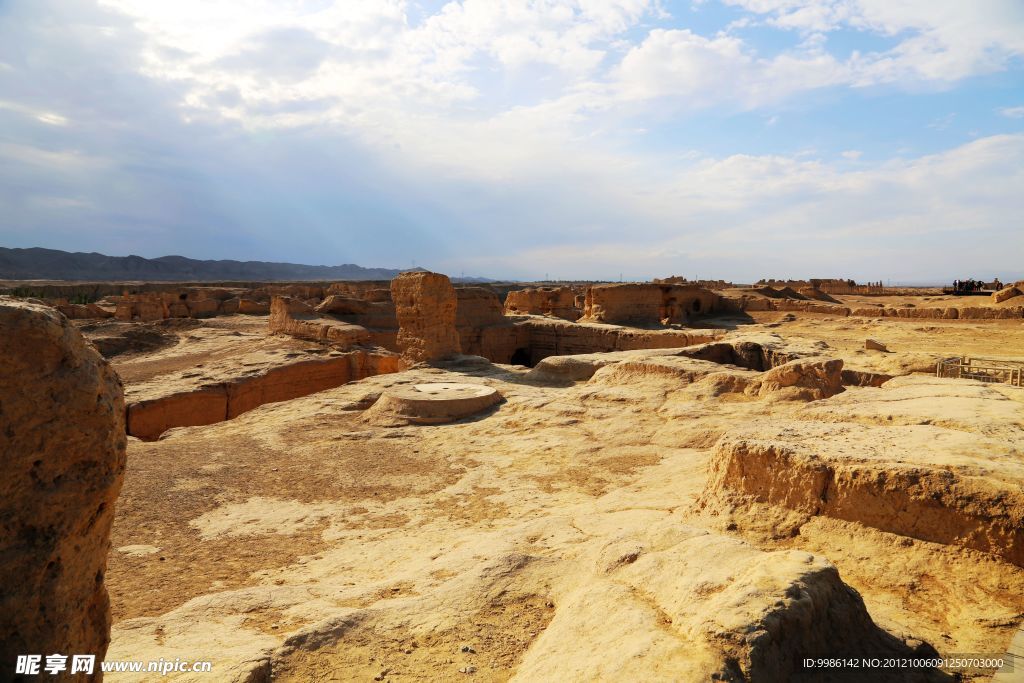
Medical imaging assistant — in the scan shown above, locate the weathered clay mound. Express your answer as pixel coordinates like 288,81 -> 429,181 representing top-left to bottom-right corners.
993,286 -> 1022,304
755,357 -> 844,401
587,343 -> 844,402
523,353 -> 616,383
0,297 -> 126,671
703,417 -> 1024,566
590,352 -> 757,386
676,333 -> 830,371
677,336 -> 797,370
270,295 -> 374,347
315,293 -> 396,326
319,296 -> 367,315
513,317 -> 718,366
79,318 -> 200,358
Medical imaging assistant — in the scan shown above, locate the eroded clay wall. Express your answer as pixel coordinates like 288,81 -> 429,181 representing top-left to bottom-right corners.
126,350 -> 401,440
583,284 -> 719,325
504,287 -> 579,320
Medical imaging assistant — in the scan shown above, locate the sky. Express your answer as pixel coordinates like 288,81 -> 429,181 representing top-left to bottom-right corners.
0,0 -> 1022,283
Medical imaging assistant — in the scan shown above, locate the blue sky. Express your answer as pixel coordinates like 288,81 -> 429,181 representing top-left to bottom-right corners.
0,0 -> 1022,282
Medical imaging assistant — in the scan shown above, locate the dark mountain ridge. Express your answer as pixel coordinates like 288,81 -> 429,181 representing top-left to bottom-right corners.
0,247 -> 453,281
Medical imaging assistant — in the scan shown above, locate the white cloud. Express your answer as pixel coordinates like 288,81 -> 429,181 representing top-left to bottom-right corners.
0,100 -> 70,126
2,0 -> 1022,281
1000,105 -> 1024,119
79,0 -> 1024,151
414,133 -> 1024,279
722,0 -> 1024,84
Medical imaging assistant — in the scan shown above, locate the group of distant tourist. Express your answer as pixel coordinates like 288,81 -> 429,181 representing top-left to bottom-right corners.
953,278 -> 1001,292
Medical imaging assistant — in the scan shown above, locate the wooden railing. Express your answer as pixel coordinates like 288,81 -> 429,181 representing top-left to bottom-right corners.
936,357 -> 1024,386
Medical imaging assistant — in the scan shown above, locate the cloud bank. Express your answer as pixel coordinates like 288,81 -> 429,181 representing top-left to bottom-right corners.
0,0 -> 1022,281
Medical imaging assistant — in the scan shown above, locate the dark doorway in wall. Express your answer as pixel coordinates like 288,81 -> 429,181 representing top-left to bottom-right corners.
510,347 -> 533,367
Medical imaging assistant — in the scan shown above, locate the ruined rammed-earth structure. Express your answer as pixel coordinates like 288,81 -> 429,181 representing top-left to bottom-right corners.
2,272 -> 1024,680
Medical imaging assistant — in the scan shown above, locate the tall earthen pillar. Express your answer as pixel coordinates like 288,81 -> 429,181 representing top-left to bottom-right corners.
390,272 -> 461,364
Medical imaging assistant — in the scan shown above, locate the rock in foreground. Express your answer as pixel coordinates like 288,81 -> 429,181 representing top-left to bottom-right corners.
0,297 -> 126,678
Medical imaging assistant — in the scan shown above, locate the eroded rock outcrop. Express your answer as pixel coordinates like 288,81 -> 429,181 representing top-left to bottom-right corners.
391,271 -> 461,364
0,298 -> 126,677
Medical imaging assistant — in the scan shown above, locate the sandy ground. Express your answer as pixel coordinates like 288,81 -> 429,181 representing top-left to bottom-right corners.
747,309 -> 1024,361
93,305 -> 1024,681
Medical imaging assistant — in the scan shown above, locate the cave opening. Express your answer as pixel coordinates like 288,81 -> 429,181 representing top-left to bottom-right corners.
510,347 -> 534,367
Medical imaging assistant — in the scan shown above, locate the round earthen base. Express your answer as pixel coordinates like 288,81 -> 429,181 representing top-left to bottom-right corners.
373,382 -> 501,424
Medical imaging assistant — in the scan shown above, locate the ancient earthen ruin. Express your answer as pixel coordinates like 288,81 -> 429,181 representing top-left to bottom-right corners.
3,273 -> 1024,681
391,271 -> 462,364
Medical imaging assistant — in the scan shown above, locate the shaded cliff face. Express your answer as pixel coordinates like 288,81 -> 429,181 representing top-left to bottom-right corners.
0,297 -> 126,679
391,271 -> 461,364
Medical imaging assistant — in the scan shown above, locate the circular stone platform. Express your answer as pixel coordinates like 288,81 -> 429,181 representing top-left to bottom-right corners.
371,383 -> 501,424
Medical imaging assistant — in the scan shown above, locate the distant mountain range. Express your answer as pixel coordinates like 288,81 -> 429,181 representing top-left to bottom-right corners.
0,247 -> 488,282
